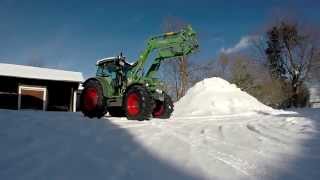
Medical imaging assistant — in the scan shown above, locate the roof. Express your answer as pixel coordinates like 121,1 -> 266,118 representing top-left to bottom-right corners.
0,63 -> 84,83
96,56 -> 135,66
96,56 -> 117,65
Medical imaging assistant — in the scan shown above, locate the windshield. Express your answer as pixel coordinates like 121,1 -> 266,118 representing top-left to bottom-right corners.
96,64 -> 117,79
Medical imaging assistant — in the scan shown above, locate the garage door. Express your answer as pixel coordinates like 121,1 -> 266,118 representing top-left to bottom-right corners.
18,86 -> 47,111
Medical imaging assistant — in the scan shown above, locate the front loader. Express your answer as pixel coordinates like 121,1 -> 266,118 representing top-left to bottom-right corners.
80,25 -> 199,120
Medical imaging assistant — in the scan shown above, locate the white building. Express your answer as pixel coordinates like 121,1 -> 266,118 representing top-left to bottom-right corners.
0,63 -> 84,112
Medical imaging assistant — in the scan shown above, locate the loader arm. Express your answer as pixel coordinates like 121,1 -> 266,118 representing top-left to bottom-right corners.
129,25 -> 199,79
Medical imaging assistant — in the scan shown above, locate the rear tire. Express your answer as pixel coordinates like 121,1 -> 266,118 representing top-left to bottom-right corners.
124,85 -> 152,121
152,93 -> 174,119
80,80 -> 107,118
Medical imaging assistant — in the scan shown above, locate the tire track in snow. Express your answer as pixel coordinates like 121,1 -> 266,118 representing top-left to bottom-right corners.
106,113 -> 299,178
190,125 -> 259,177
172,112 -> 257,120
203,135 -> 272,158
180,121 -> 269,158
175,114 -> 284,177
256,123 -> 294,140
246,124 -> 288,145
152,120 -> 257,177
205,150 -> 253,177
196,147 -> 254,177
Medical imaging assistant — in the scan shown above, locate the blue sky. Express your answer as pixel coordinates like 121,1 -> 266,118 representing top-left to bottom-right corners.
0,0 -> 319,78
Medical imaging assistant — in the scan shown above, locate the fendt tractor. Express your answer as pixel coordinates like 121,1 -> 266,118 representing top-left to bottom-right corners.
80,25 -> 199,120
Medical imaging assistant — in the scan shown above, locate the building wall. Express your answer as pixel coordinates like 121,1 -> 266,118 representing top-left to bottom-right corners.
0,76 -> 79,111
0,76 -> 19,109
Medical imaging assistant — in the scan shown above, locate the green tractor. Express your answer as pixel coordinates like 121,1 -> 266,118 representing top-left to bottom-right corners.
80,25 -> 198,120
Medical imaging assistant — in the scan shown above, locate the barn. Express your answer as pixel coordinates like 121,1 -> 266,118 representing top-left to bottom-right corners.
0,63 -> 84,112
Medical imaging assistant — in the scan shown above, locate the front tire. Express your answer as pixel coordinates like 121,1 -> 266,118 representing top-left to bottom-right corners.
152,93 -> 174,119
124,85 -> 153,121
80,80 -> 107,118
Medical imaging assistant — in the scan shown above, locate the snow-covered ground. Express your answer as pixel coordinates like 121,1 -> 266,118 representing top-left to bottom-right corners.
1,78 -> 320,180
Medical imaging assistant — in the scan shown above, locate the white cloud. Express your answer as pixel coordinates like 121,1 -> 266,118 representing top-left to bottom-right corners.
220,35 -> 259,54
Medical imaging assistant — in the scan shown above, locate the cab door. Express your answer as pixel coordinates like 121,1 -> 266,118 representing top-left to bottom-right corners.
96,62 -> 119,96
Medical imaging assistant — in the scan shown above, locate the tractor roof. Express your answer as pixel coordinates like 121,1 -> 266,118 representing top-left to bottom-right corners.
96,56 -> 135,67
96,57 -> 117,66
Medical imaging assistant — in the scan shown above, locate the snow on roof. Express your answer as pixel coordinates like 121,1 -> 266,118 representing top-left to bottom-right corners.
96,56 -> 117,65
0,63 -> 84,83
96,56 -> 135,66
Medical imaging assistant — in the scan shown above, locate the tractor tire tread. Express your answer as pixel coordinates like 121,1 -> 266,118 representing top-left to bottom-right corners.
124,85 -> 153,121
80,79 -> 107,118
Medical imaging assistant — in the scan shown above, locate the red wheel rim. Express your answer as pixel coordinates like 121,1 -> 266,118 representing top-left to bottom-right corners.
153,101 -> 165,117
83,88 -> 98,111
127,92 -> 140,116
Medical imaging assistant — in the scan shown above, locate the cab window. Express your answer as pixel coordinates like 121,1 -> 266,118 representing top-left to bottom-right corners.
96,64 -> 116,79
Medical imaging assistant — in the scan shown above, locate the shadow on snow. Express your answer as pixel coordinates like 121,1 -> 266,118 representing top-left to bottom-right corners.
0,110 -> 202,180
266,109 -> 320,180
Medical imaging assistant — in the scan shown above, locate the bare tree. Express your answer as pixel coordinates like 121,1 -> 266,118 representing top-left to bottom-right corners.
309,52 -> 320,80
188,59 -> 216,85
159,60 -> 181,100
217,53 -> 229,77
161,17 -> 190,100
250,13 -> 320,108
264,21 -> 319,107
215,52 -> 291,108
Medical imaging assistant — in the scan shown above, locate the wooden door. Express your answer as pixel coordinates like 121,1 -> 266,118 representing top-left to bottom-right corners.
18,86 -> 47,111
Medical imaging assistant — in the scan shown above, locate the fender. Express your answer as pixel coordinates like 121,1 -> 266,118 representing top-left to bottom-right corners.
123,83 -> 144,97
83,77 -> 113,97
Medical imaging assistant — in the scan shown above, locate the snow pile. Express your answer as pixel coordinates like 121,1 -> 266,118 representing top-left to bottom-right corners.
174,77 -> 273,117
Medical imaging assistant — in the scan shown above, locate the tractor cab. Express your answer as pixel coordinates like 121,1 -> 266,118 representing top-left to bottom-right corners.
96,55 -> 132,77
95,54 -> 133,95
